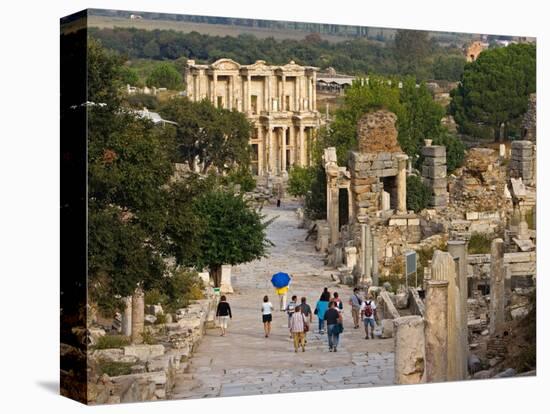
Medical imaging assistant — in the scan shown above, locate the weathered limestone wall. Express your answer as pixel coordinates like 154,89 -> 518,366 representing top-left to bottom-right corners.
393,316 -> 426,384
425,280 -> 449,382
509,141 -> 535,186
422,145 -> 448,208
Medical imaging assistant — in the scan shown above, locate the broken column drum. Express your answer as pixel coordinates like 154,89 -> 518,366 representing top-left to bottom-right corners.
430,250 -> 465,380
131,287 -> 145,344
447,240 -> 469,379
425,280 -> 449,382
421,145 -> 448,208
393,315 -> 426,385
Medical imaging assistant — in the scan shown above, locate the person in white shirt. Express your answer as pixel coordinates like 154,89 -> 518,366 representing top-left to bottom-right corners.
262,295 -> 274,338
360,293 -> 377,339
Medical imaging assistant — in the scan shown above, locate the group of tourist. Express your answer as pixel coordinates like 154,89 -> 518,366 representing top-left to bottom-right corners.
216,286 -> 379,352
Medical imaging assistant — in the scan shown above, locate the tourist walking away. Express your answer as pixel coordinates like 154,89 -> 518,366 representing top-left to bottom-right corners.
289,307 -> 308,352
361,294 -> 377,339
320,287 -> 331,301
262,295 -> 274,338
349,288 -> 363,329
325,301 -> 343,352
296,297 -> 312,342
333,292 -> 344,313
314,294 -> 330,334
286,295 -> 298,337
216,295 -> 232,336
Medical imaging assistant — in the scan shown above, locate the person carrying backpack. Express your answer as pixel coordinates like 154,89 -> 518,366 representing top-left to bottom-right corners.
361,293 -> 377,339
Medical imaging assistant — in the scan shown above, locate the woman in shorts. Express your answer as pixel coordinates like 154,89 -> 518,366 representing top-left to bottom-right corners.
216,295 -> 232,336
262,295 -> 274,337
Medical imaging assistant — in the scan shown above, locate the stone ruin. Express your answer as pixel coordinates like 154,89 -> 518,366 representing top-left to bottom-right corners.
310,107 -> 537,383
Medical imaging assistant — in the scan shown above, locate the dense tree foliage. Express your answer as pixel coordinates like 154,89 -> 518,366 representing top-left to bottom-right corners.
287,166 -> 317,198
89,27 -> 464,81
191,191 -> 271,286
317,76 -> 463,170
394,30 -> 433,79
145,62 -> 183,89
450,43 -> 536,141
406,175 -> 431,213
304,165 -> 327,220
432,55 -> 465,82
159,98 -> 252,173
87,39 -> 267,306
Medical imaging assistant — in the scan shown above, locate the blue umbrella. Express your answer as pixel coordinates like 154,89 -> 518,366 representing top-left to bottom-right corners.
271,272 -> 291,289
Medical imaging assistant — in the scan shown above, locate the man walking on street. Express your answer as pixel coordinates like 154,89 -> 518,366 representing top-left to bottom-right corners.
349,288 -> 363,329
361,293 -> 377,339
289,307 -> 308,352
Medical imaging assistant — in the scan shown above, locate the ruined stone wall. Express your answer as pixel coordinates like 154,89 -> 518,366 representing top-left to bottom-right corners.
349,152 -> 401,217
356,110 -> 401,153
421,145 -> 448,208
509,141 -> 535,186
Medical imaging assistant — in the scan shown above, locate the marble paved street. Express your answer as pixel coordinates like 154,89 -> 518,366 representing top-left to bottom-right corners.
171,202 -> 395,399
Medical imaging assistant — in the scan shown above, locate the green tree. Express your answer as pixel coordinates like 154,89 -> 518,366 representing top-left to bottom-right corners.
432,55 -> 465,81
394,30 -> 432,79
432,132 -> 465,172
406,175 -> 431,213
159,98 -> 252,173
304,164 -> 327,220
287,166 -> 316,197
146,62 -> 183,89
119,65 -> 140,86
191,191 -> 271,286
450,43 -> 536,141
398,78 -> 446,163
143,39 -> 160,59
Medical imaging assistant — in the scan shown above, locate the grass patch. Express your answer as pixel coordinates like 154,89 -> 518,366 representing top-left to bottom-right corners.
93,335 -> 130,350
97,360 -> 134,377
468,232 -> 492,254
141,328 -> 158,345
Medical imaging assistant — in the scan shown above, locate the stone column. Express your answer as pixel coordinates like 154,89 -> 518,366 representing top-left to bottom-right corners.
344,246 -> 357,270
393,316 -> 426,385
431,250 -> 463,380
489,238 -> 505,335
312,71 -> 317,110
258,127 -> 264,175
328,184 -> 339,248
372,233 -> 380,286
121,296 -> 132,337
396,154 -> 408,214
192,75 -> 198,101
131,288 -> 145,344
281,127 -> 288,172
299,126 -> 305,166
246,75 -> 251,112
229,75 -> 235,110
425,280 -> 449,383
265,76 -> 271,112
212,73 -> 218,107
267,127 -> 274,173
281,75 -> 286,111
294,77 -> 298,111
447,240 -> 469,378
307,75 -> 312,110
360,224 -> 371,283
